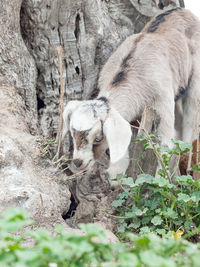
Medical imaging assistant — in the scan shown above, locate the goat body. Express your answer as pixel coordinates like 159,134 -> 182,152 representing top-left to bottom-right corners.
63,8 -> 200,185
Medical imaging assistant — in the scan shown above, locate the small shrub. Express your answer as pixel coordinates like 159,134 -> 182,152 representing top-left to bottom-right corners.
110,134 -> 200,238
0,208 -> 200,267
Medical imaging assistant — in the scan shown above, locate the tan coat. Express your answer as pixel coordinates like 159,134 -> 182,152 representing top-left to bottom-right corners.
98,8 -> 200,145
63,8 -> 200,184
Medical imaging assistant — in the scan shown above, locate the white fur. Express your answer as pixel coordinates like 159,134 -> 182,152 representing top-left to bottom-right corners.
62,100 -> 81,139
63,9 -> 200,185
72,120 -> 102,170
103,107 -> 132,164
62,100 -> 132,179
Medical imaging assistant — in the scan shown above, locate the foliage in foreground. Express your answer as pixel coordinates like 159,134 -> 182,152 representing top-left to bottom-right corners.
111,135 -> 200,237
0,208 -> 200,267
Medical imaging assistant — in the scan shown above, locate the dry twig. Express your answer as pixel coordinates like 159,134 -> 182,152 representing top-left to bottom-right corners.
54,46 -> 64,160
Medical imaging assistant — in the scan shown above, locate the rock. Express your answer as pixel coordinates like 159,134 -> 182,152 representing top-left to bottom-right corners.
96,221 -> 119,244
0,124 -> 71,222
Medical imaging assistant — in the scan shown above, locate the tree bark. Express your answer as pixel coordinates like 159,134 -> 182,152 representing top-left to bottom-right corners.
0,0 -> 70,228
0,0 -> 183,227
127,108 -> 160,180
20,0 -> 182,138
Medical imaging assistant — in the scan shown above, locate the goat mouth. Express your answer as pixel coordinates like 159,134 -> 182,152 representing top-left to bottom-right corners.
70,160 -> 94,173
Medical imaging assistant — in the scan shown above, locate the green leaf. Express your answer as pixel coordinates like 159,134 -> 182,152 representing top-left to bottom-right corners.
118,223 -> 127,233
191,191 -> 200,202
172,140 -> 192,154
151,216 -> 163,226
118,189 -> 130,199
1,208 -> 30,221
140,226 -> 151,234
158,145 -> 177,154
15,250 -> 39,262
184,221 -> 193,232
140,251 -> 176,267
124,207 -> 148,218
156,228 -> 166,236
133,133 -> 148,143
109,173 -> 125,182
121,177 -> 135,187
144,143 -> 153,149
149,134 -> 156,139
55,224 -> 65,232
167,183 -> 176,189
192,165 -> 200,171
163,208 -> 178,219
47,139 -> 54,143
118,253 -> 139,267
0,208 -> 32,232
79,223 -> 104,236
135,174 -> 153,185
29,229 -> 51,240
191,254 -> 200,267
162,153 -> 170,166
128,219 -> 141,229
173,219 -> 183,226
112,199 -> 125,208
145,199 -> 159,210
152,177 -> 169,187
178,193 -> 191,203
142,216 -> 152,225
175,175 -> 194,186
135,236 -> 150,247
155,208 -> 161,214
194,179 -> 200,189
135,208 -> 148,216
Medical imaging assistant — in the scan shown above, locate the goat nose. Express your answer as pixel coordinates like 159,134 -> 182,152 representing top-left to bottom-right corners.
73,159 -> 83,168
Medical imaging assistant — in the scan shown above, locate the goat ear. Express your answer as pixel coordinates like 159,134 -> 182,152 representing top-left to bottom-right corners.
62,101 -> 81,139
103,108 -> 132,163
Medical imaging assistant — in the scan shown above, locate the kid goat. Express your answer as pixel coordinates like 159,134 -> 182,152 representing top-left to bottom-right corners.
62,8 -> 200,185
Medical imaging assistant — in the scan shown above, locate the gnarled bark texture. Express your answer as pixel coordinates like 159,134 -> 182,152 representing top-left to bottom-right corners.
0,0 -> 184,228
0,0 -> 70,228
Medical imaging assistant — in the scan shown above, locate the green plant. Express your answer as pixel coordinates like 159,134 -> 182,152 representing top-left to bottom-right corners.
0,208 -> 200,267
37,137 -> 59,159
0,209 -> 112,267
110,134 -> 200,237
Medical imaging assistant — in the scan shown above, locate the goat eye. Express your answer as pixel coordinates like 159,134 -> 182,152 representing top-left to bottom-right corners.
95,137 -> 102,142
85,130 -> 90,136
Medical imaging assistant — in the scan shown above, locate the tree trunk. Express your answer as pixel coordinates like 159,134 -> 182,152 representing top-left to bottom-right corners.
0,0 -> 183,227
0,0 -> 70,228
127,108 -> 161,180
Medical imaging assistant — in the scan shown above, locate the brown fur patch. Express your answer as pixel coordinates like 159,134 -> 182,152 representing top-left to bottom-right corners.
111,34 -> 144,87
112,71 -> 126,85
93,144 -> 102,160
179,139 -> 200,178
121,52 -> 132,68
147,8 -> 182,33
74,130 -> 88,149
